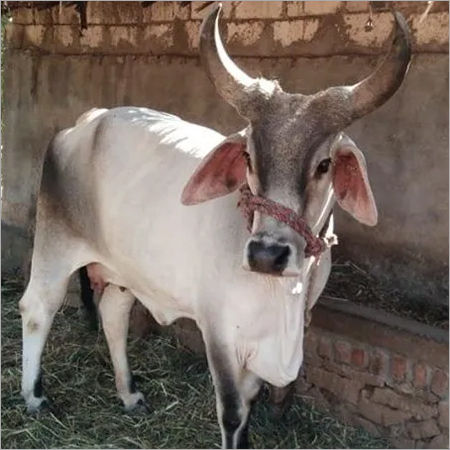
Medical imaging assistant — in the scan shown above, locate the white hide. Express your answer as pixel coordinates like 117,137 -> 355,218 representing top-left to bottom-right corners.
53,107 -> 323,387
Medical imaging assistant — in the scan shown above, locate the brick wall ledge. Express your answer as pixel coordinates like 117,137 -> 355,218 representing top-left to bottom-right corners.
317,297 -> 448,343
312,298 -> 448,370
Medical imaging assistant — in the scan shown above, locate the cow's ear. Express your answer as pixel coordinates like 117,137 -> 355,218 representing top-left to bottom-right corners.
331,134 -> 378,226
181,132 -> 247,205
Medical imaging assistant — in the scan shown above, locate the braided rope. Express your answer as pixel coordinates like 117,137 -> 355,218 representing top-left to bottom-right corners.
237,184 -> 337,258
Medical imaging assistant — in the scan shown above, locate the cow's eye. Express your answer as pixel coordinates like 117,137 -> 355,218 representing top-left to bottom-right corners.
316,158 -> 331,175
243,152 -> 252,171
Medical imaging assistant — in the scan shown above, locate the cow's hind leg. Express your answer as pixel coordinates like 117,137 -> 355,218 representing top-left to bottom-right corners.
78,266 -> 98,330
98,285 -> 148,413
206,339 -> 262,449
20,259 -> 77,413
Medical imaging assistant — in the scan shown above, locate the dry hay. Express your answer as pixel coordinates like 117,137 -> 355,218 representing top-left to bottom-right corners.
2,276 -> 389,449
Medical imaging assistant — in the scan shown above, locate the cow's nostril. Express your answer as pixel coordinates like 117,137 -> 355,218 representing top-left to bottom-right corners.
247,241 -> 291,275
272,245 -> 291,270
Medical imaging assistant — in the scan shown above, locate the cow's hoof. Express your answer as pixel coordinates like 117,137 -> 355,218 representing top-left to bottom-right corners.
268,383 -> 295,421
123,391 -> 151,415
125,398 -> 151,416
26,396 -> 50,415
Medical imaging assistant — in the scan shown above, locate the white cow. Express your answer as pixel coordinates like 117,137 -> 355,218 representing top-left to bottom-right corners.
19,5 -> 410,448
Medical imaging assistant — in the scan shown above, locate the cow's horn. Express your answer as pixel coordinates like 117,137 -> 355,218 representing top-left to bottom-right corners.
349,11 -> 411,119
199,3 -> 257,115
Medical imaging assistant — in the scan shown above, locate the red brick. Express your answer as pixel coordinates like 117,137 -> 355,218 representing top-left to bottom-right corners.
431,369 -> 449,398
394,381 -> 414,395
406,419 -> 440,440
371,1 -> 389,11
286,2 -> 305,17
414,388 -> 440,404
353,416 -> 382,437
34,7 -> 53,25
381,408 -> 412,427
369,349 -> 389,377
345,1 -> 369,13
234,2 -> 282,19
333,401 -> 358,425
414,362 -> 429,389
334,340 -> 351,364
390,437 -> 416,449
295,374 -> 311,395
427,434 -> 449,449
351,347 -> 368,368
52,3 -> 80,24
304,329 -> 318,353
12,7 -> 34,24
358,392 -> 411,426
318,336 -> 333,360
306,367 -> 362,405
438,400 -> 449,429
304,1 -> 341,15
307,386 -> 331,412
322,360 -> 384,387
371,387 -> 436,420
391,355 -> 408,382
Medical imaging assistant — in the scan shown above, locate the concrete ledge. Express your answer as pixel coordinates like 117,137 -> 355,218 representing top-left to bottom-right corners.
318,297 -> 448,343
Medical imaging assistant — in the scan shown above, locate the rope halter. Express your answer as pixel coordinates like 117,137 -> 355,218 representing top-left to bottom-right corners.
237,184 -> 337,258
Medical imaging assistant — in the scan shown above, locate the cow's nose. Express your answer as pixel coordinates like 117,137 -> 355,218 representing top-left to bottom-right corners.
247,240 -> 291,275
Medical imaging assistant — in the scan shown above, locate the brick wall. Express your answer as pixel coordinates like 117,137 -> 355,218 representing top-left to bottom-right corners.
300,328 -> 448,449
7,1 -> 449,57
296,300 -> 449,449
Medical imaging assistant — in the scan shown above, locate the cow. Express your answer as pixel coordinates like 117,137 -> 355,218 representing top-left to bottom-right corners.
19,4 -> 411,448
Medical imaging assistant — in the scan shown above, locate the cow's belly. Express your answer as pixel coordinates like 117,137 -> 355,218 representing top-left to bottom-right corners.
129,287 -> 195,325
88,261 -> 198,325
94,160 -> 249,325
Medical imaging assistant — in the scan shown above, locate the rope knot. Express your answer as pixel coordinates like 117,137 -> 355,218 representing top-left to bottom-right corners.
237,184 -> 337,258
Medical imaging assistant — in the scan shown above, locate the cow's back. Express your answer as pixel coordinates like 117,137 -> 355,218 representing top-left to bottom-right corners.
40,107 -> 248,314
42,107 -> 223,239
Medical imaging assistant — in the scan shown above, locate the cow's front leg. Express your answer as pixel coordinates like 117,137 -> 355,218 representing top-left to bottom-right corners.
205,339 -> 262,449
98,285 -> 148,413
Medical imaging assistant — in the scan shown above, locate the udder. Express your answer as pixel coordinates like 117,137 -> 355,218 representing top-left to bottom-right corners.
86,263 -> 109,295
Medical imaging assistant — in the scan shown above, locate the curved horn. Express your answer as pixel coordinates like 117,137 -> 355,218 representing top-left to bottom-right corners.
315,11 -> 412,131
199,3 -> 257,114
350,11 -> 412,119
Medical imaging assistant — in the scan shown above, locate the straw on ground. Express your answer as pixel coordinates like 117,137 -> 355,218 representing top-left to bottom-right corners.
2,277 -> 389,449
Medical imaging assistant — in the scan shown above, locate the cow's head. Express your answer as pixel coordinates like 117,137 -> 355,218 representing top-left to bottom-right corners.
182,4 -> 410,277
